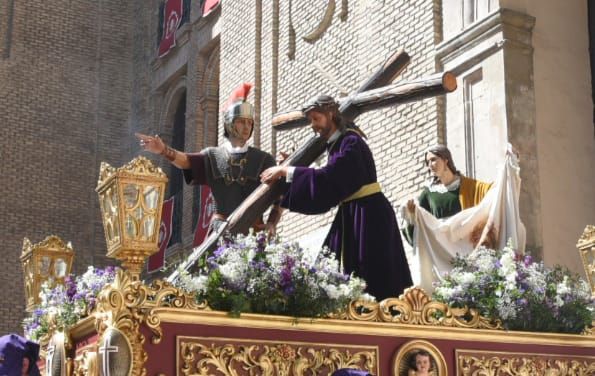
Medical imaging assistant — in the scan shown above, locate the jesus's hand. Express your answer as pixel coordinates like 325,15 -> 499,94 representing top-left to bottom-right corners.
260,166 -> 288,184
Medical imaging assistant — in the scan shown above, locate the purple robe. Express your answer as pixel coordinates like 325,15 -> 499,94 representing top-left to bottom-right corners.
282,130 -> 413,300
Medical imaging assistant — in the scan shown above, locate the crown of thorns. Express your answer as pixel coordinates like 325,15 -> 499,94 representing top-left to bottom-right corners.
301,95 -> 339,114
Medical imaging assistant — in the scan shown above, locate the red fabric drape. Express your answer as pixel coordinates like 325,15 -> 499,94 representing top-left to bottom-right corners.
202,0 -> 220,16
192,186 -> 215,247
147,197 -> 175,273
158,0 -> 183,58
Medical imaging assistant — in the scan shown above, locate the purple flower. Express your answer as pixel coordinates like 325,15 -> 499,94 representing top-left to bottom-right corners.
73,293 -> 84,301
65,279 -> 77,300
283,285 -> 295,295
256,233 -> 267,252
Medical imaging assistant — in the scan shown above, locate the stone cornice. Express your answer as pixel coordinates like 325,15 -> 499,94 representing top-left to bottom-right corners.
436,8 -> 535,67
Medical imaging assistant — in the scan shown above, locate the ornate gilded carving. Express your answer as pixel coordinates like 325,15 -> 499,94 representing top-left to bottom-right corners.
93,270 -> 207,375
457,351 -> 595,376
73,350 -> 98,376
577,225 -> 595,299
21,235 -> 73,255
179,337 -> 377,375
344,287 -> 502,330
577,225 -> 595,247
97,156 -> 166,187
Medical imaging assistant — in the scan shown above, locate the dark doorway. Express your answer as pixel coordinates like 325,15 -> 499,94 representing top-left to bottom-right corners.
169,92 -> 186,246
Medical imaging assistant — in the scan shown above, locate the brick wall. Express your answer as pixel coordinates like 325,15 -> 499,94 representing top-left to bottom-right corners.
0,0 -> 136,333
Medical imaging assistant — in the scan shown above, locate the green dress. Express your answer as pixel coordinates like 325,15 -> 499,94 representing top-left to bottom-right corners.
403,176 -> 492,245
403,186 -> 461,245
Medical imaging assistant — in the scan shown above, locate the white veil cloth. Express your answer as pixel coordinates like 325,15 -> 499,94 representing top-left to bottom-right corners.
408,146 -> 526,291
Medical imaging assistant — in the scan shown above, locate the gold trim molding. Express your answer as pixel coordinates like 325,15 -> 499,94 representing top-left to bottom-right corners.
456,349 -> 595,375
178,336 -> 377,375
345,287 -> 502,330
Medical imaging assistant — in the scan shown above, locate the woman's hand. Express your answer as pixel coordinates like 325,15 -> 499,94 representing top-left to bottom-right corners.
406,199 -> 416,214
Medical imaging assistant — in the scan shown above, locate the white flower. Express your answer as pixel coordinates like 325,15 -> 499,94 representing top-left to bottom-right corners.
556,276 -> 571,295
454,272 -> 476,286
323,283 -> 340,299
358,293 -> 376,303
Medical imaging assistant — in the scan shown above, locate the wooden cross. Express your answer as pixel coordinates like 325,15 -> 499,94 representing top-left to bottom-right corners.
168,49 -> 457,282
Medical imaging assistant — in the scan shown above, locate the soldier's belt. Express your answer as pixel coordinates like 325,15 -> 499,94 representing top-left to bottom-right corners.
341,182 -> 381,204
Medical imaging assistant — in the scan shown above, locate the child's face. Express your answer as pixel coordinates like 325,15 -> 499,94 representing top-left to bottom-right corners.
415,354 -> 431,373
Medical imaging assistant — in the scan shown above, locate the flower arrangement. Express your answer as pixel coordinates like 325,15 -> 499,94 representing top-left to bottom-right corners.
175,232 -> 369,317
432,245 -> 594,333
23,266 -> 117,341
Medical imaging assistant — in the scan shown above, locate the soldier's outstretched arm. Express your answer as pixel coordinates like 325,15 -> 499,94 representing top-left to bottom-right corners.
136,132 -> 191,169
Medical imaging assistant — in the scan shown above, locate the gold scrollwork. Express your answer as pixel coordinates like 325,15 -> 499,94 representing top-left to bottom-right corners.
72,350 -> 98,376
97,156 -> 167,187
93,269 -> 207,376
180,339 -> 376,375
344,287 -> 502,330
577,225 -> 595,247
457,353 -> 595,376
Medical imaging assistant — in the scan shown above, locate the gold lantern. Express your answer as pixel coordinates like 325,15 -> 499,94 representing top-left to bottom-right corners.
577,225 -> 595,299
96,156 -> 168,280
21,235 -> 74,311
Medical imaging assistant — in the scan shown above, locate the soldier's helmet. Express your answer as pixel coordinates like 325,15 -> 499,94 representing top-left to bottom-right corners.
223,83 -> 254,138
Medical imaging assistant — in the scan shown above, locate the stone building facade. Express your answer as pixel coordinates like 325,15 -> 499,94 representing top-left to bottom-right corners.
1,0 -> 593,334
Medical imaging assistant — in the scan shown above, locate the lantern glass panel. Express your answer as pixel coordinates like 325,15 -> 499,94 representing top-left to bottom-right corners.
133,206 -> 144,221
123,184 -> 139,208
104,190 -> 117,215
105,220 -> 115,243
54,258 -> 67,277
125,215 -> 138,238
141,216 -> 155,239
39,256 -> 51,276
143,185 -> 159,210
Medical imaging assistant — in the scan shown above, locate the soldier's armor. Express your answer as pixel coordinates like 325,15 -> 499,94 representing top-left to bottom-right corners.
204,146 -> 275,217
